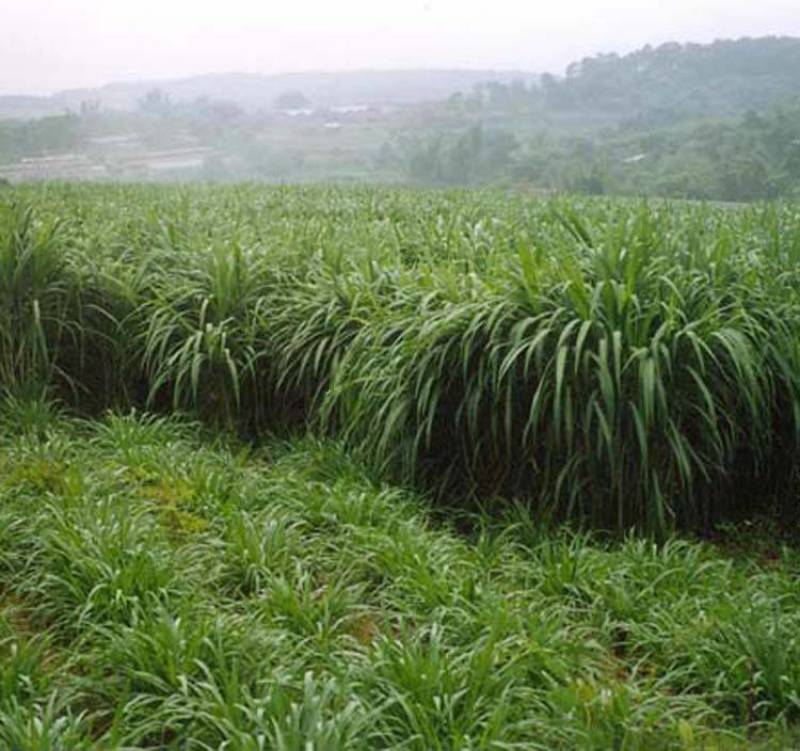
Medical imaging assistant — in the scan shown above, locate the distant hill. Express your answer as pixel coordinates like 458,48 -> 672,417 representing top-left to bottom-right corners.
0,70 -> 540,119
536,36 -> 800,123
4,36 -> 798,122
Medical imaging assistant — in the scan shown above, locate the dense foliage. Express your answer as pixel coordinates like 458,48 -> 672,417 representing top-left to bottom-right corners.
503,102 -> 800,201
2,184 -> 800,536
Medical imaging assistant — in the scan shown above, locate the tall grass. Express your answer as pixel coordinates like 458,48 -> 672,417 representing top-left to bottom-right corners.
3,185 -> 800,533
0,202 -> 74,394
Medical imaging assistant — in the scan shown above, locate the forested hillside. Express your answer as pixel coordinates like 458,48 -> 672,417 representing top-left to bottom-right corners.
533,36 -> 800,121
403,37 -> 800,199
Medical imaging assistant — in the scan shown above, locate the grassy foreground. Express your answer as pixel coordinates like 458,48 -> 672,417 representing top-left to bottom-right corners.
1,396 -> 800,749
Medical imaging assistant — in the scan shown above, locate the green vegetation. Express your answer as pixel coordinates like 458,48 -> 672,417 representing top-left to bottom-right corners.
499,102 -> 800,201
403,38 -> 800,199
3,34 -> 800,751
3,184 -> 800,535
3,182 -> 800,746
521,37 -> 800,121
0,114 -> 82,162
2,399 -> 800,748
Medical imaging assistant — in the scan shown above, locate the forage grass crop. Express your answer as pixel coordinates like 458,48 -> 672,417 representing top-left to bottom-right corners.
3,185 -> 800,533
0,202 -> 74,394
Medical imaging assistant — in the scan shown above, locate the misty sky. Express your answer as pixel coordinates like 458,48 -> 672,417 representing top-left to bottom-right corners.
2,0 -> 799,95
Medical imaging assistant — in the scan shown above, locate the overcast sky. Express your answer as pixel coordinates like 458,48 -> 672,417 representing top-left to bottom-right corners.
2,0 -> 799,95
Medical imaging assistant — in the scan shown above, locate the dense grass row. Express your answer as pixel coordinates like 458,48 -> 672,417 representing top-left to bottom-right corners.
3,184 -> 800,533
2,396 -> 800,748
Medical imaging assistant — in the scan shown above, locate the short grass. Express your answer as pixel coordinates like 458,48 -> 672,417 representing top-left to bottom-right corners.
2,394 -> 800,749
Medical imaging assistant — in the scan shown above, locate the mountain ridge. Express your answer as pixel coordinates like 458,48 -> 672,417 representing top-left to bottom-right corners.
0,69 -> 541,119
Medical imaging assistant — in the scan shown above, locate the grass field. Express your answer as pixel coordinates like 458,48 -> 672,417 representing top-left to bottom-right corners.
2,183 -> 800,747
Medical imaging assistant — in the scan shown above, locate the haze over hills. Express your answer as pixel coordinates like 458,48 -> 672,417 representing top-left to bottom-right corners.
0,69 -> 541,119
1,35 -> 798,201
2,35 -> 798,122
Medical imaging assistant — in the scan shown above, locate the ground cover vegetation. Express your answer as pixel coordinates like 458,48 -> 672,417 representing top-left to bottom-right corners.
1,400 -> 800,748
